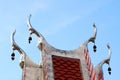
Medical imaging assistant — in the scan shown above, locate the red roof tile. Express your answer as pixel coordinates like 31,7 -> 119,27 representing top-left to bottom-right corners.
52,55 -> 83,80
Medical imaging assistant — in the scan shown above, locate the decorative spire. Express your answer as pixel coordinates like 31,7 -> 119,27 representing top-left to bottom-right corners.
11,29 -> 40,68
104,44 -> 112,75
90,23 -> 97,52
88,23 -> 97,43
11,30 -> 26,54
27,14 -> 45,44
11,30 -> 27,68
95,43 -> 111,79
10,30 -> 16,60
107,44 -> 112,75
11,30 -> 25,61
83,23 -> 97,53
27,14 -> 53,52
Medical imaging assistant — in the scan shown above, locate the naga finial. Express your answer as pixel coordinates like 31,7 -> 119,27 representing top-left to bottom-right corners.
11,30 -> 41,68
27,14 -> 44,41
102,44 -> 111,65
11,30 -> 25,54
89,23 -> 97,43
11,30 -> 26,68
83,23 -> 97,52
11,30 -> 16,60
107,44 -> 111,61
91,24 -> 97,52
95,43 -> 112,78
27,14 -> 52,51
106,44 -> 112,75
100,44 -> 111,65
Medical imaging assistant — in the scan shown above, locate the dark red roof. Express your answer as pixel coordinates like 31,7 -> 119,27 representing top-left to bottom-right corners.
52,55 -> 83,80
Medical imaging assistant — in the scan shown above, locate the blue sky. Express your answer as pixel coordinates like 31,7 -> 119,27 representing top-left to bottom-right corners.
0,0 -> 119,80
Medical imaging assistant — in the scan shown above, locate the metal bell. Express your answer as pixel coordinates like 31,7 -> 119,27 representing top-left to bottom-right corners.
28,36 -> 32,43
93,44 -> 97,52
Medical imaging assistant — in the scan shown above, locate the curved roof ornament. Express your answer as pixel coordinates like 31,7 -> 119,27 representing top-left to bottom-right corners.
27,14 -> 54,51
83,23 -> 97,46
27,14 -> 44,38
89,23 -> 97,43
98,44 -> 111,67
11,29 -> 25,54
95,44 -> 111,79
107,44 -> 111,62
106,44 -> 112,75
89,24 -> 97,52
27,14 -> 45,44
80,24 -> 97,52
11,30 -> 40,68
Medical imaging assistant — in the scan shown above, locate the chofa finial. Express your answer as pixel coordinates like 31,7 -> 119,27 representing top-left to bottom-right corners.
11,30 -> 24,53
82,23 -> 97,52
10,29 -> 40,68
11,30 -> 26,61
89,23 -> 97,43
11,30 -> 16,60
89,23 -> 97,52
107,43 -> 112,75
27,14 -> 44,44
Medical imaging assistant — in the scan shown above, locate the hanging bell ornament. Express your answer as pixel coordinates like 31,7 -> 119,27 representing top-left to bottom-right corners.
108,67 -> 111,71
108,71 -> 111,75
28,36 -> 32,44
11,52 -> 15,57
11,57 -> 15,60
108,66 -> 111,75
93,44 -> 97,52
11,52 -> 15,60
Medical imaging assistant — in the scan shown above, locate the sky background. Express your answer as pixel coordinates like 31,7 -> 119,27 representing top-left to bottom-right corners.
0,0 -> 119,80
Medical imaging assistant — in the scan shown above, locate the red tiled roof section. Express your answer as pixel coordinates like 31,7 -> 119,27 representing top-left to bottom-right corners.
52,55 -> 83,80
